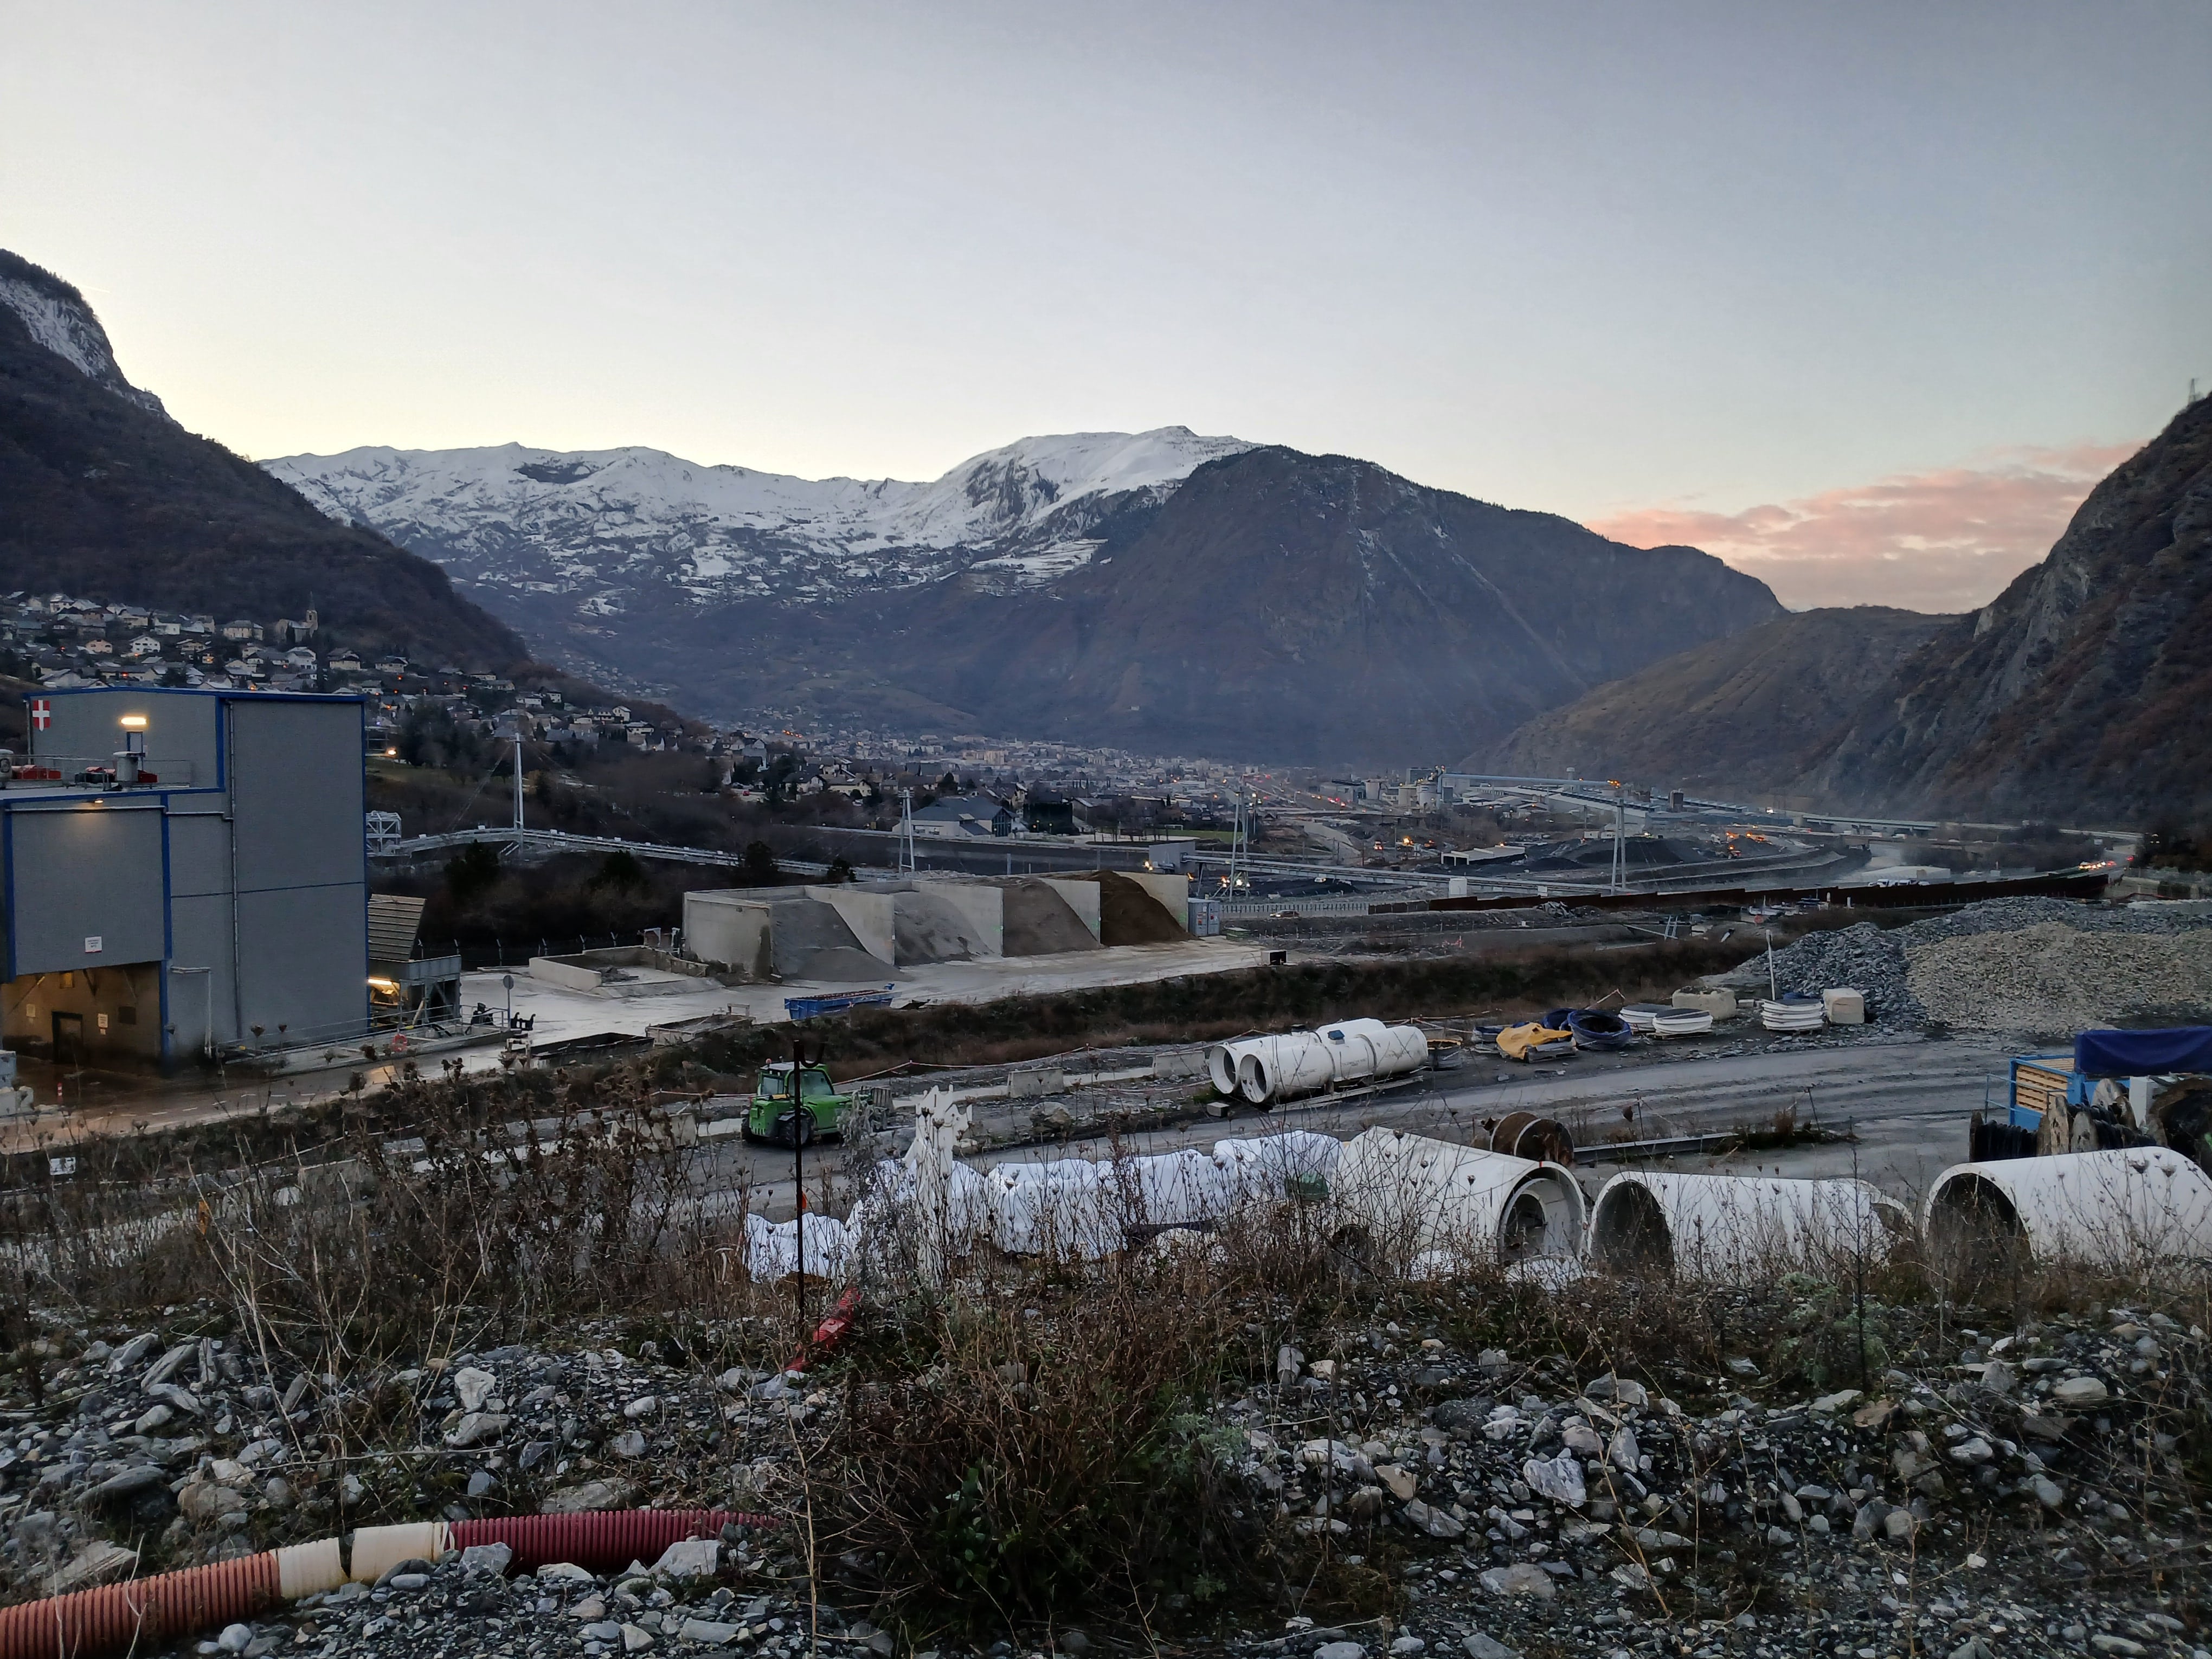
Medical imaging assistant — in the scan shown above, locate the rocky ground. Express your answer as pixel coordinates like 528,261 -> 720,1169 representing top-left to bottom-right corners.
7,1286 -> 2212,1658
1709,898 -> 2212,1037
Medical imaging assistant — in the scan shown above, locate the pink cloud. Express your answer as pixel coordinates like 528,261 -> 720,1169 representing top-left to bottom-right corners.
1589,441 -> 2140,613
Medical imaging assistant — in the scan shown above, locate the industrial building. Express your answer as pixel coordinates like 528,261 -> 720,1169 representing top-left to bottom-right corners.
1,687 -> 369,1067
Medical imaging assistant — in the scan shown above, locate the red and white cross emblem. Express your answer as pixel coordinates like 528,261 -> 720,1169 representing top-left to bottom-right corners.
29,698 -> 51,732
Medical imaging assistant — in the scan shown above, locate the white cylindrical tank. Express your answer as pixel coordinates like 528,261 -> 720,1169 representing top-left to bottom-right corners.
1206,1037 -> 1259,1097
1329,1126 -> 1585,1275
1589,1172 -> 1907,1282
1237,1031 -> 1335,1104
1207,1020 -> 1430,1106
1924,1147 -> 2212,1270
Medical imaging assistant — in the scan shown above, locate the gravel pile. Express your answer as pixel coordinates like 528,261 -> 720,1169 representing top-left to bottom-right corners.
0,1322 -> 811,1611
171,1534 -> 831,1659
1713,923 -> 1923,1029
9,1300 -> 2211,1658
1711,898 -> 2212,1036
1910,922 -> 2212,1037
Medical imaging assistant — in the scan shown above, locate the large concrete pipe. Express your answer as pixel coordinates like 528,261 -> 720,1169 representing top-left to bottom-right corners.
1488,1111 -> 1574,1165
1589,1172 -> 1907,1282
1924,1147 -> 2212,1270
1206,1019 -> 1429,1107
1330,1126 -> 1585,1275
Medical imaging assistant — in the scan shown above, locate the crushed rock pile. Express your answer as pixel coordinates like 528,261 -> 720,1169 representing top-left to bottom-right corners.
1714,923 -> 1923,1028
1713,898 -> 2212,1036
8,1301 -> 2211,1658
0,1323 -> 815,1615
38,1309 -> 2212,1654
1910,921 -> 2212,1036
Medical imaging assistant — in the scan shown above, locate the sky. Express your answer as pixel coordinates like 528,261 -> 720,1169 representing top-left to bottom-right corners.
5,2 -> 2208,613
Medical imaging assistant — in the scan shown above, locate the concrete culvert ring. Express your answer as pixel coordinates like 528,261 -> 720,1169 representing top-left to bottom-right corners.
1926,1171 -> 2025,1270
1499,1191 -> 1554,1263
1590,1180 -> 1673,1275
1490,1111 -> 1575,1166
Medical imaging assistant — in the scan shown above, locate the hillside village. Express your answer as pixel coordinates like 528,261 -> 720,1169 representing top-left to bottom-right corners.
0,588 -> 1308,838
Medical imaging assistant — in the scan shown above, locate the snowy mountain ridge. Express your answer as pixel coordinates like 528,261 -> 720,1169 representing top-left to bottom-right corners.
0,251 -> 170,421
262,427 -> 1253,609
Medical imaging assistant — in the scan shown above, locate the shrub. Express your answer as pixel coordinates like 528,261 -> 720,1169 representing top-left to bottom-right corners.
826,1262 -> 1269,1639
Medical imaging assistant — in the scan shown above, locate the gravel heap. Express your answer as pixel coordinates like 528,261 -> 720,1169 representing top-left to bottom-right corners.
175,1535 -> 853,1659
0,1321 -> 811,1610
1910,922 -> 2212,1036
8,1299 -> 2211,1658
1712,923 -> 1923,1029
1711,898 -> 2212,1036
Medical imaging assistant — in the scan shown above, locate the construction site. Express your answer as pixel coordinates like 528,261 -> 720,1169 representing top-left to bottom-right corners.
7,697 -> 2212,1659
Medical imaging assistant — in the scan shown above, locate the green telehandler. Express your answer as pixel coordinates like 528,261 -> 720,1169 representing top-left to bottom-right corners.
742,1060 -> 859,1146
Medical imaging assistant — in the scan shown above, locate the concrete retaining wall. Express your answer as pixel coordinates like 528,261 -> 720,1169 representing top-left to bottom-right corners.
808,886 -> 898,967
681,893 -> 775,981
1036,878 -> 1102,942
1123,871 -> 1193,934
527,956 -> 608,993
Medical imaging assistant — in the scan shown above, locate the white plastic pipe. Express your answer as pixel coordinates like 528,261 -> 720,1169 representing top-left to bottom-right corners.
1329,1127 -> 1585,1275
276,1538 -> 349,1598
1924,1147 -> 2212,1270
350,1521 -> 450,1583
1589,1171 -> 1908,1282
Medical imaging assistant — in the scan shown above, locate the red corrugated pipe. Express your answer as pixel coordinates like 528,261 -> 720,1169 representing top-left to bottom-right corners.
0,1510 -> 777,1659
0,1552 -> 280,1659
449,1508 -> 773,1573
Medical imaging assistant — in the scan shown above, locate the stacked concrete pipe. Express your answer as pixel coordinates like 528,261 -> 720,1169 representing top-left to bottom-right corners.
0,1508 -> 770,1659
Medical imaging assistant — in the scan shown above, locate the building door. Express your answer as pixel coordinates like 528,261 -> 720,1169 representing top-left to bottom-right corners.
52,1011 -> 86,1065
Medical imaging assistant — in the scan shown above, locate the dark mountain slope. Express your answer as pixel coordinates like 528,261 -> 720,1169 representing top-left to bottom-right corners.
0,250 -> 523,668
1806,397 -> 2211,820
912,448 -> 1784,764
1484,607 -> 1954,798
592,447 -> 1784,765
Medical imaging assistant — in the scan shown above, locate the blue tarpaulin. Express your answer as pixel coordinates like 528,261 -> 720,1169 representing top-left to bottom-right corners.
2074,1027 -> 2212,1077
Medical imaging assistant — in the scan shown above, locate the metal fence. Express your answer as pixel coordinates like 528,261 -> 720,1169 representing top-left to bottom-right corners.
1217,895 -> 1382,918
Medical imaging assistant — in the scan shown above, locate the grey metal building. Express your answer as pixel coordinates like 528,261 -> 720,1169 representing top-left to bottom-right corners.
1,687 -> 369,1066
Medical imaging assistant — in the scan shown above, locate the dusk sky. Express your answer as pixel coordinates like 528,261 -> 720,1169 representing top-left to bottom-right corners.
7,2 -> 2208,613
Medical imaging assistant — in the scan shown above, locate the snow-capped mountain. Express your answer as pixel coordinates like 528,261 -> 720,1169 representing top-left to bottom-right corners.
263,427 -> 1253,612
0,251 -> 169,421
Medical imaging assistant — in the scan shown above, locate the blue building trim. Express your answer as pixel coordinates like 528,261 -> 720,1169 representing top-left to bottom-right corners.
357,699 -> 372,1032
158,807 -> 173,1064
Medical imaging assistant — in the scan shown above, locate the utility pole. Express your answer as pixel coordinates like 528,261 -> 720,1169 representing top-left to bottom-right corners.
897,788 -> 916,874
511,729 -> 525,831
788,1030 -> 824,1333
1610,783 -> 1627,895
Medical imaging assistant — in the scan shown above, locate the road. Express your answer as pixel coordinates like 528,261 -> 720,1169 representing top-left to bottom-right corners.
708,1032 -> 2013,1220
